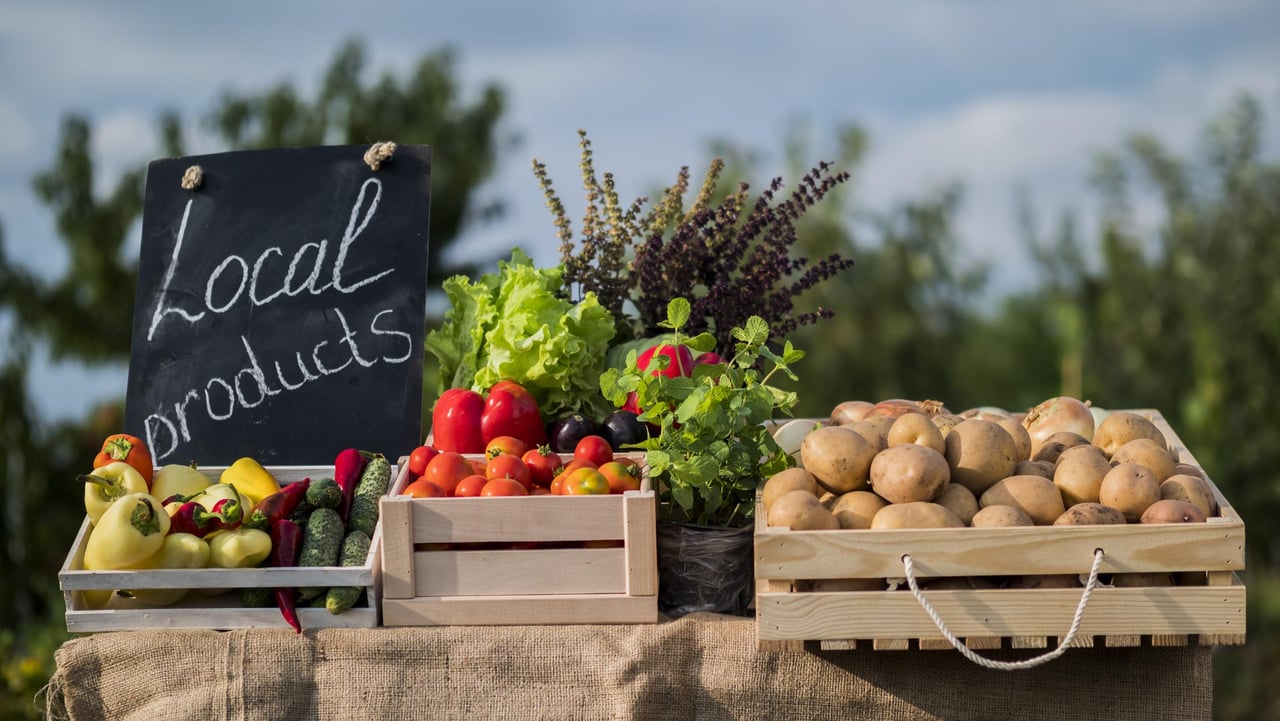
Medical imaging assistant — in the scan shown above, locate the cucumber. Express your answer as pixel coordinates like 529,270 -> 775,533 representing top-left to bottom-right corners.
287,497 -> 315,524
324,530 -> 372,615
239,587 -> 273,608
297,507 -> 344,600
306,477 -> 342,509
347,453 -> 391,537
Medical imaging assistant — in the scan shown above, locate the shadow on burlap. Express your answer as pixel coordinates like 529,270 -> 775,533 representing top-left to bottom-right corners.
46,613 -> 1211,720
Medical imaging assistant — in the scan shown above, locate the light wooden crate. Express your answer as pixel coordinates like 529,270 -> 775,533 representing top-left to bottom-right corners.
755,409 -> 1247,652
379,456 -> 658,626
59,465 -> 384,632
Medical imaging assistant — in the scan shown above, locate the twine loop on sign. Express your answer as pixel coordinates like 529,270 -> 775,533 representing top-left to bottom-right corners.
364,141 -> 397,171
180,165 -> 204,190
901,547 -> 1105,670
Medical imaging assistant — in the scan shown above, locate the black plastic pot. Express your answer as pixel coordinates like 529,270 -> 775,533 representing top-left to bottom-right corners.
655,520 -> 754,618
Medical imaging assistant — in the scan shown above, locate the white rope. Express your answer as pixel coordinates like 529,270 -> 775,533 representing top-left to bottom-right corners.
901,547 -> 1105,670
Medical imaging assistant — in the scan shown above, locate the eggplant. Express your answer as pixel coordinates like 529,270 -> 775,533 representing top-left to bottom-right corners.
601,410 -> 649,451
548,413 -> 600,453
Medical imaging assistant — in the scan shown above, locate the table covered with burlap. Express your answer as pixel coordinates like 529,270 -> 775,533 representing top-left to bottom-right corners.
46,613 -> 1211,720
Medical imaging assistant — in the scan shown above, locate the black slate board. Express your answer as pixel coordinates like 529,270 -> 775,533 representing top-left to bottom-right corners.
123,145 -> 431,466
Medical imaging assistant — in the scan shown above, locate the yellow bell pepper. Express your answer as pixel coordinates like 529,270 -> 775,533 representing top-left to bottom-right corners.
127,532 -> 211,606
81,461 -> 149,524
219,458 -> 280,507
207,527 -> 272,568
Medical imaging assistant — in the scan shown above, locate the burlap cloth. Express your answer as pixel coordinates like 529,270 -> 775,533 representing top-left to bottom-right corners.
46,613 -> 1211,720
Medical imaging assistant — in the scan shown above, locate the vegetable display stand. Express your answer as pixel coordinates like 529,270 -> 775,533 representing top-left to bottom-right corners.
59,465 -> 384,632
379,456 -> 658,625
755,410 -> 1246,653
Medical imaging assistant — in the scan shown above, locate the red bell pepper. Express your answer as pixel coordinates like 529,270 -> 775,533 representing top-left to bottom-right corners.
269,519 -> 304,634
333,448 -> 368,523
244,478 -> 312,531
481,380 -> 547,448
431,387 -> 486,453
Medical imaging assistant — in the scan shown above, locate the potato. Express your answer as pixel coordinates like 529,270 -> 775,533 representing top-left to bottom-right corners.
1052,444 -> 1111,506
828,491 -> 889,530
887,412 -> 947,455
970,505 -> 1035,527
1140,498 -> 1208,524
767,490 -> 840,530
844,416 -> 895,453
1053,502 -> 1127,526
1111,438 -> 1177,482
761,468 -> 820,512
870,502 -> 965,530
1160,473 -> 1219,518
979,475 -> 1066,526
995,417 -> 1033,462
1093,411 -> 1167,458
1030,431 -> 1090,464
800,426 -> 877,494
944,419 -> 1019,495
1013,459 -> 1056,480
830,400 -> 874,425
934,483 -> 979,526
771,418 -> 824,457
869,444 -> 951,504
1098,463 -> 1161,522
1173,462 -> 1205,479
931,413 -> 965,438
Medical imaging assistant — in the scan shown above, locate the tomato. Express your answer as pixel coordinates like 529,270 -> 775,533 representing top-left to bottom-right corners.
481,380 -> 547,448
562,467 -> 610,495
481,477 -> 529,496
93,434 -> 153,487
431,388 -> 486,453
453,474 -> 489,498
598,460 -> 642,494
485,454 -> 532,490
469,458 -> 488,475
530,487 -> 552,496
485,435 -> 529,460
521,446 -> 563,489
402,478 -> 445,498
407,445 -> 439,477
423,452 -> 473,496
574,435 -> 613,467
549,474 -> 567,496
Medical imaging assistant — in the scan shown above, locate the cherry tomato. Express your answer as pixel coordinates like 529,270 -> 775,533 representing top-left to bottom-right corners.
485,435 -> 529,460
597,460 -> 642,494
485,454 -> 532,490
453,474 -> 489,498
407,445 -> 439,477
563,467 -> 610,495
481,477 -> 529,496
521,446 -> 563,489
574,435 -> 614,467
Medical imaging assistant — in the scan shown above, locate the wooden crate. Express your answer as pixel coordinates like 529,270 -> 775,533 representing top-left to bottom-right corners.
59,465 -> 384,632
755,409 -> 1247,651
379,455 -> 658,626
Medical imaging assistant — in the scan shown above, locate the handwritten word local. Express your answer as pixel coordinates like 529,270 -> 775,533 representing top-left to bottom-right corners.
140,177 -> 413,460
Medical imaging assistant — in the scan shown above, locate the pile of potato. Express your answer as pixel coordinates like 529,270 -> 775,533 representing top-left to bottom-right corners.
764,398 -> 1221,535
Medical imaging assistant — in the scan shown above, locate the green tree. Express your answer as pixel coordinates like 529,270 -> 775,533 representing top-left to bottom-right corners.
0,38 -> 508,720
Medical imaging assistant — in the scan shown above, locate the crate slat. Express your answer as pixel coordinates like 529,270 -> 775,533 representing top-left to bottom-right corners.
382,593 -> 656,626
412,547 -> 627,596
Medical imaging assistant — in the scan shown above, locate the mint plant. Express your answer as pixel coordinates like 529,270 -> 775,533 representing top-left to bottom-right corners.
599,298 -> 805,527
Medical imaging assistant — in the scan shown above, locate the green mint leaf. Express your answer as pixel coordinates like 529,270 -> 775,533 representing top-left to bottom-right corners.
671,483 -> 694,510
666,298 -> 691,329
684,332 -> 717,353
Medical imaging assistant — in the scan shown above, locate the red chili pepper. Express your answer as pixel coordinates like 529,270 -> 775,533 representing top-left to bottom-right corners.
333,449 -> 368,523
169,497 -> 242,537
481,381 -> 547,449
244,478 -> 312,531
269,519 -> 304,634
431,387 -> 486,453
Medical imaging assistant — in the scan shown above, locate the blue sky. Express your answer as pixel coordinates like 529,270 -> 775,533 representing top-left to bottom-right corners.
1,1 -> 1278,423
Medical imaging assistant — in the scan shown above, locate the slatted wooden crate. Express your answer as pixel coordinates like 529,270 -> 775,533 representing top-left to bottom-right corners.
379,455 -> 658,626
59,465 -> 383,632
755,409 -> 1246,652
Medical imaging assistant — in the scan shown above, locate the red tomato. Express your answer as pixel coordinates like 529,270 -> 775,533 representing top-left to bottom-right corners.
485,435 -> 529,460
407,445 -> 439,477
485,454 -> 532,490
402,478 -> 445,498
597,461 -> 642,494
521,447 -> 563,489
481,477 -> 529,496
453,474 -> 489,498
423,452 -> 472,496
563,467 -> 610,495
549,474 -> 567,496
574,435 -> 613,467
469,458 -> 488,475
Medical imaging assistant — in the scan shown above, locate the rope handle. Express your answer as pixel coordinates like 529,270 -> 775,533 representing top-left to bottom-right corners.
901,548 -> 1105,670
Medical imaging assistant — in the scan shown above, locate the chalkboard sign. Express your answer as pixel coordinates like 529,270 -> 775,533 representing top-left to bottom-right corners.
124,145 -> 431,466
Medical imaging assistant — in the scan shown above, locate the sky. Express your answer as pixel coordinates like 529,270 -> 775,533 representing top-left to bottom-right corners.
1,0 -> 1278,423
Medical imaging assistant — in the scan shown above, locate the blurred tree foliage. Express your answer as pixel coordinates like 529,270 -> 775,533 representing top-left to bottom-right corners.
0,39 -> 506,719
